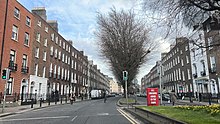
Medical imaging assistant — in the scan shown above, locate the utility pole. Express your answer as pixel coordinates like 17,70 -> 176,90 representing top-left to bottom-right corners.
158,61 -> 163,105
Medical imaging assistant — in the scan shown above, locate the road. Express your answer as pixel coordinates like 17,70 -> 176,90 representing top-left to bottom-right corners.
0,97 -> 134,124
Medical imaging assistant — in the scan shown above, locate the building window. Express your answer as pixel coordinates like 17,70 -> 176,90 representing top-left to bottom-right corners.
50,46 -> 53,56
181,59 -> 184,66
35,47 -> 39,58
14,7 -> 20,19
59,40 -> 62,47
185,45 -> 188,51
36,33 -> 41,42
34,64 -> 38,75
210,56 -> 216,70
55,37 -> 58,44
54,49 -> 58,58
186,56 -> 189,64
12,25 -> 18,41
58,51 -> 61,60
6,78 -> 13,95
51,33 -> 54,41
187,69 -> 191,79
68,57 -> 70,65
65,56 -> 68,63
22,54 -> 28,67
44,38 -> 47,47
10,50 -> 16,63
45,26 -> 48,32
182,71 -> 185,81
24,32 -> 29,46
26,16 -> 31,26
37,20 -> 41,27
63,42 -> 65,49
206,24 -> 211,32
43,51 -> 47,61
207,37 -> 213,50
43,66 -> 46,78
62,54 -> 65,62
66,44 -> 68,51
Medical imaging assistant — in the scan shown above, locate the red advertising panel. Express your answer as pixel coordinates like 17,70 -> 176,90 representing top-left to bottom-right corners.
146,88 -> 159,106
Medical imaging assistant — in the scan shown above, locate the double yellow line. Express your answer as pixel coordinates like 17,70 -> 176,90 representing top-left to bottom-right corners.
117,108 -> 139,124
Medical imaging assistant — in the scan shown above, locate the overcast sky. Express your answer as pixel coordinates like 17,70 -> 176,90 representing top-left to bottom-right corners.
18,0 -> 171,84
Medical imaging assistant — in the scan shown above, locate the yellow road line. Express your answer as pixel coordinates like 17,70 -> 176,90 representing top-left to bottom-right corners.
118,109 -> 140,124
117,109 -> 139,124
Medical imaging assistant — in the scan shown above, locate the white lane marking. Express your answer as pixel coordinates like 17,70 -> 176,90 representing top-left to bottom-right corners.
71,116 -> 78,122
97,113 -> 109,116
0,116 -> 70,122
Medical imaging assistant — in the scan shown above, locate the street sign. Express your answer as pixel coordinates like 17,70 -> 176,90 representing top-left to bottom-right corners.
146,88 -> 159,106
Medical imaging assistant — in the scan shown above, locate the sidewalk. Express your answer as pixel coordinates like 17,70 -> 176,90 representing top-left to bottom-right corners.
0,98 -> 90,118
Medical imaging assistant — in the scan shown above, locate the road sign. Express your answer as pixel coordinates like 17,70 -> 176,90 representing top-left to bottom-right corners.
146,88 -> 159,106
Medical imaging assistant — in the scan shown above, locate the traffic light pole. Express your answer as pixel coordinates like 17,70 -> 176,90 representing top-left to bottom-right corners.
2,68 -> 10,113
2,79 -> 7,113
125,79 -> 128,108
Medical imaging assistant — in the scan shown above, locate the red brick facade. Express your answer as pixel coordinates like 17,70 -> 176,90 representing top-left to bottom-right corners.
0,0 -> 33,98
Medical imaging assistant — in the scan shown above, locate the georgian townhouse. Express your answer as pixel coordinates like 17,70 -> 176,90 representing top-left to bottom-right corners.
30,8 -> 71,100
162,37 -> 193,97
88,61 -> 110,93
203,16 -> 220,95
140,62 -> 160,93
0,0 -> 33,101
189,25 -> 210,99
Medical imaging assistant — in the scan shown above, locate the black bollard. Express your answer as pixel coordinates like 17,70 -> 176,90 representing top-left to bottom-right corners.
65,95 -> 67,103
61,96 -> 62,104
48,97 -> 50,106
31,99 -> 33,108
40,98 -> 42,107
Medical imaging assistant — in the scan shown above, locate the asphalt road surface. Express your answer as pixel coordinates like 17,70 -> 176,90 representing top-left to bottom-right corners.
0,97 -> 134,124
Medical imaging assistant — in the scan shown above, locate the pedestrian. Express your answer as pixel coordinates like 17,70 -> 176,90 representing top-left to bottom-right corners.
170,90 -> 177,106
70,93 -> 75,105
103,91 -> 107,103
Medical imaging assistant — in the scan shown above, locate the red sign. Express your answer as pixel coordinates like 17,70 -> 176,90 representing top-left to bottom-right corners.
146,88 -> 159,106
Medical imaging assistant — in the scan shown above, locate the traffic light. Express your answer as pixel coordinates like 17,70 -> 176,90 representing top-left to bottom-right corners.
123,71 -> 128,81
2,69 -> 7,79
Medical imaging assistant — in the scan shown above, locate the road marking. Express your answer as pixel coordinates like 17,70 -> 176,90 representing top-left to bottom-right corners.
0,116 -> 70,122
71,116 -> 78,122
97,113 -> 109,116
117,109 -> 139,124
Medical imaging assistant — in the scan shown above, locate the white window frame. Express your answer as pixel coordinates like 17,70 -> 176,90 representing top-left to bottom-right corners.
44,38 -> 47,47
37,20 -> 41,27
14,7 -> 20,19
24,32 -> 29,46
12,25 -> 18,41
35,47 -> 39,58
26,16 -> 31,26
43,51 -> 47,61
45,26 -> 48,33
36,33 -> 41,42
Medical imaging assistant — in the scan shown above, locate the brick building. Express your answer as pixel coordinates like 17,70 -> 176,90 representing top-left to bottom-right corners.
162,37 -> 193,96
0,0 -> 33,101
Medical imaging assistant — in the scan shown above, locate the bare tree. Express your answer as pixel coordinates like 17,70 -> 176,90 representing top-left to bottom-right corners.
96,8 -> 153,96
142,0 -> 220,37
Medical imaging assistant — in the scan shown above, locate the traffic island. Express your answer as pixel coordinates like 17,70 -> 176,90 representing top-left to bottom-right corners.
125,105 -> 220,124
124,107 -> 186,124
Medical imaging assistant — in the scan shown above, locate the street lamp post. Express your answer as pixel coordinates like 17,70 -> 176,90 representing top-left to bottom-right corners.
159,62 -> 163,105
